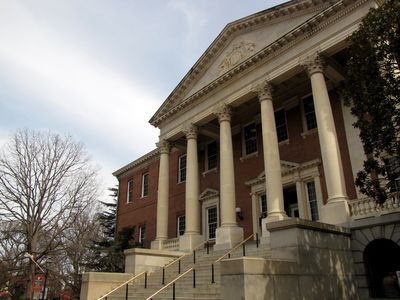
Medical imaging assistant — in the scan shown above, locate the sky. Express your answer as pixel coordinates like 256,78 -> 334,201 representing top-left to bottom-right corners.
0,0 -> 286,202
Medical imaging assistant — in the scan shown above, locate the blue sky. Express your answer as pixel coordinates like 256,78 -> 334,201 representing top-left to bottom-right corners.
0,0 -> 286,201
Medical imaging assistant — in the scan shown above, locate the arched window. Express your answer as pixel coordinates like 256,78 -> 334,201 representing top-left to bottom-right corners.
364,239 -> 400,298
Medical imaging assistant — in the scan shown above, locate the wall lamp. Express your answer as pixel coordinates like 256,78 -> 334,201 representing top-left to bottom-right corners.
236,207 -> 244,220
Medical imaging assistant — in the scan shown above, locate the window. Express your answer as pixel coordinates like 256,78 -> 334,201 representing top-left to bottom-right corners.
127,180 -> 134,203
275,109 -> 288,142
307,181 -> 319,221
177,215 -> 185,236
141,173 -> 149,197
178,154 -> 187,183
243,122 -> 257,155
139,224 -> 146,246
303,95 -> 317,131
206,141 -> 218,170
207,206 -> 218,240
260,194 -> 268,219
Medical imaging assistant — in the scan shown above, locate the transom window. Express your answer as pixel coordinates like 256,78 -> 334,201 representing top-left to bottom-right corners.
127,180 -> 134,203
141,173 -> 149,197
177,215 -> 185,236
275,109 -> 288,142
243,122 -> 257,155
307,181 -> 319,221
206,141 -> 218,170
178,154 -> 187,183
303,96 -> 317,131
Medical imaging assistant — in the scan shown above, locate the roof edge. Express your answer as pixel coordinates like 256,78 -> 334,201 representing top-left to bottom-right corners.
112,148 -> 159,178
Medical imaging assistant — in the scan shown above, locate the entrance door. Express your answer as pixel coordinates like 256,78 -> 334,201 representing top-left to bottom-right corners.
283,186 -> 299,218
206,206 -> 218,240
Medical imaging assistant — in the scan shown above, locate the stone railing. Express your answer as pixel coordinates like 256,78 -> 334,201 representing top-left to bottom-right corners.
349,192 -> 400,220
163,237 -> 180,251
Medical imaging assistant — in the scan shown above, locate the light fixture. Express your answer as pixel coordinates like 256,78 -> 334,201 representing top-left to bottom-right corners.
236,207 -> 244,220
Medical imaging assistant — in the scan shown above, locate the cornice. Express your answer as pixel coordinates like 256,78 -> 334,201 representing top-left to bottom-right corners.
112,148 -> 159,178
150,0 -> 368,128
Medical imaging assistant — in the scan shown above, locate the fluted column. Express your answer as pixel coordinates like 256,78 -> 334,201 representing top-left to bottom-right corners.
179,124 -> 203,251
152,139 -> 170,250
214,104 -> 243,250
256,82 -> 287,223
303,54 -> 349,224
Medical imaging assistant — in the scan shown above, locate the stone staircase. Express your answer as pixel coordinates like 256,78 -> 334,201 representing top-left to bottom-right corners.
101,240 -> 270,300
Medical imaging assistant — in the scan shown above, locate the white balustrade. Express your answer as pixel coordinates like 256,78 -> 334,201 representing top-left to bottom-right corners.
349,192 -> 400,220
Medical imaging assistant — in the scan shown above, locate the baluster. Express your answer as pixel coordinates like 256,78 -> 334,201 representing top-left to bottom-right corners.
211,264 -> 215,284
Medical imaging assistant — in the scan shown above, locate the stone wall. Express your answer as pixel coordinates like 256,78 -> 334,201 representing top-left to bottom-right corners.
221,218 -> 359,300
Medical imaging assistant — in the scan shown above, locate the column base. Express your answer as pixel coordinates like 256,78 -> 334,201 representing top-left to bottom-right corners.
150,239 -> 165,250
320,197 -> 350,225
179,233 -> 204,252
214,226 -> 244,251
261,212 -> 288,241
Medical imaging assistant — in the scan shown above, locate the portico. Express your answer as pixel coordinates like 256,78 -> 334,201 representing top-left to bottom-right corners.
146,0 -> 376,251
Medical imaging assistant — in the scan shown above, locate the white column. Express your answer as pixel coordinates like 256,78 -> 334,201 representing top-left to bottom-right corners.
295,178 -> 308,219
179,124 -> 203,251
214,104 -> 243,250
151,139 -> 170,250
257,82 -> 287,223
303,54 -> 350,224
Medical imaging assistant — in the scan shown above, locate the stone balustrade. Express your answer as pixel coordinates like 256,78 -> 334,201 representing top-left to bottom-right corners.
163,237 -> 180,251
349,192 -> 400,220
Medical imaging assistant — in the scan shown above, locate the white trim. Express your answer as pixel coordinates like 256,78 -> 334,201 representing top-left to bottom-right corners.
141,173 -> 149,198
127,179 -> 134,203
242,121 -> 258,157
139,224 -> 146,245
177,215 -> 185,237
300,93 -> 318,134
201,192 -> 219,241
177,154 -> 187,183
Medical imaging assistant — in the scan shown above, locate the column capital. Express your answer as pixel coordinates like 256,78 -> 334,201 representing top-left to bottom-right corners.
215,104 -> 232,123
156,139 -> 170,154
183,123 -> 198,140
253,80 -> 273,102
302,54 -> 325,77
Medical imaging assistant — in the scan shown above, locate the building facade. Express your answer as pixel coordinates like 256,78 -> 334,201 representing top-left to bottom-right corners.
110,0 -> 400,298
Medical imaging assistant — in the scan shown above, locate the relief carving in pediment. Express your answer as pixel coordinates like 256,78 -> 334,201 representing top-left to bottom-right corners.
218,41 -> 255,75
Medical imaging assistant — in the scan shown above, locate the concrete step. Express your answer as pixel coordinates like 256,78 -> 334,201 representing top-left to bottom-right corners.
103,241 -> 270,300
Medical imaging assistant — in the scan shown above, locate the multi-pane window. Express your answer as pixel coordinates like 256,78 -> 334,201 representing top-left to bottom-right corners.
127,180 -> 134,203
139,224 -> 146,246
243,122 -> 257,155
303,96 -> 317,131
307,181 -> 319,221
275,109 -> 288,142
260,194 -> 268,219
178,154 -> 187,183
207,141 -> 218,170
177,215 -> 185,236
207,206 -> 218,240
141,173 -> 149,197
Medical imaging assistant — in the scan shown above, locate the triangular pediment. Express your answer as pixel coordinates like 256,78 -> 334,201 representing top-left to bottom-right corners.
150,0 -> 345,127
199,188 -> 219,201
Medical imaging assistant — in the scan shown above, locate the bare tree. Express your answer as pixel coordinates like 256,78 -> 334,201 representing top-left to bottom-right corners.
0,129 -> 99,299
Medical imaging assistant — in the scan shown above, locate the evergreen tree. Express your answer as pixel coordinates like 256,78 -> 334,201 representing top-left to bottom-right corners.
344,0 -> 400,203
88,187 -> 135,272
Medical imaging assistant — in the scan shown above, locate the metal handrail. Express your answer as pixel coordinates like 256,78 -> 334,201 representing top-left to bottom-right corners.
145,267 -> 194,300
164,240 -> 207,269
214,233 -> 254,263
97,271 -> 146,300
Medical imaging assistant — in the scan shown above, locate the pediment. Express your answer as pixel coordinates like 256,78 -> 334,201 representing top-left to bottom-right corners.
150,0 -> 344,127
199,188 -> 219,201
